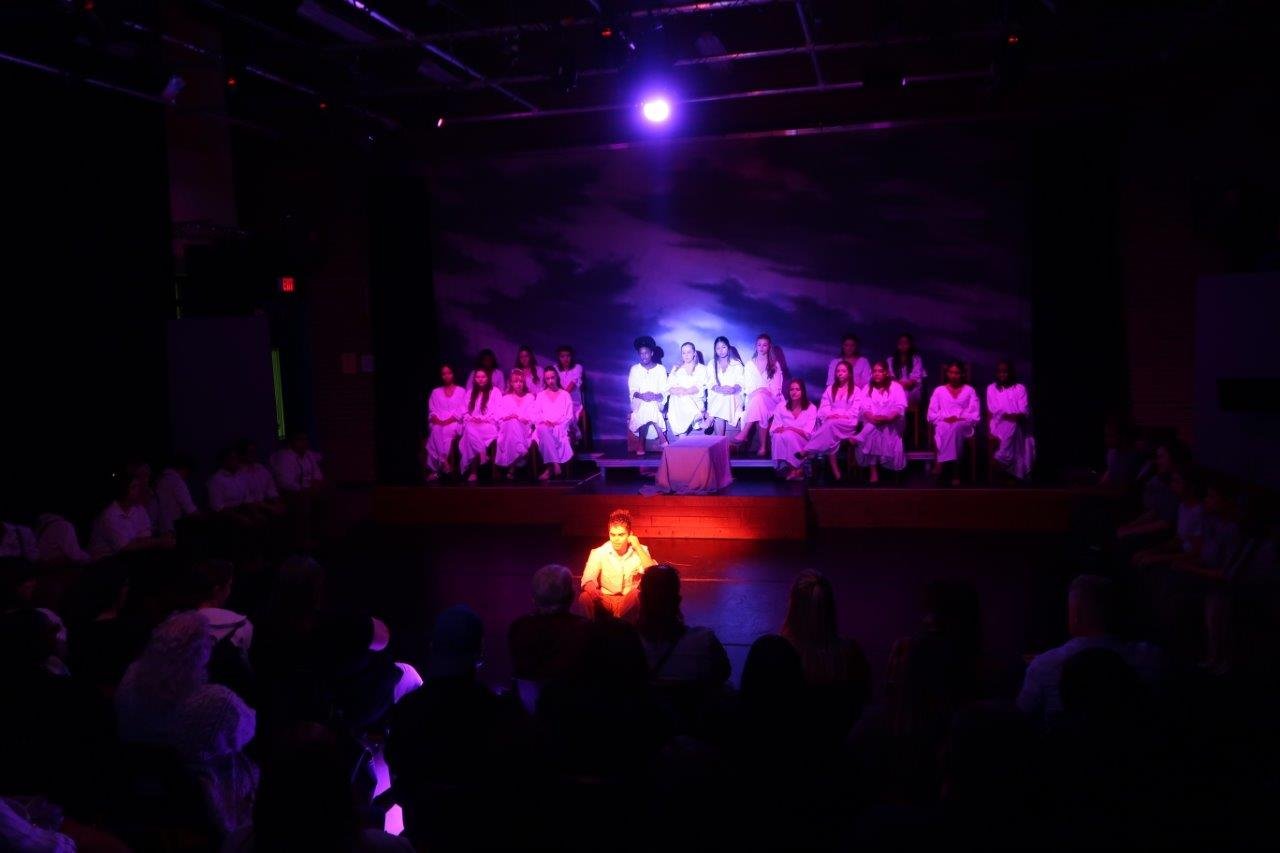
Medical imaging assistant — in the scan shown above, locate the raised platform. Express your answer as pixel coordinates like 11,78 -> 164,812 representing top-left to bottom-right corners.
374,479 -> 1090,539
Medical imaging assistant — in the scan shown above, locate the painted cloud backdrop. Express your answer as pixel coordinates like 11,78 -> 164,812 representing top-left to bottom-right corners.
432,127 -> 1031,437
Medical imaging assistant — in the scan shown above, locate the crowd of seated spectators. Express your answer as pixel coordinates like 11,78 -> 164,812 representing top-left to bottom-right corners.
1,425 -> 1279,851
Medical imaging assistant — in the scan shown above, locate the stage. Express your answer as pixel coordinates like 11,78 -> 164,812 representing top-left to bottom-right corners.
375,440 -> 1092,538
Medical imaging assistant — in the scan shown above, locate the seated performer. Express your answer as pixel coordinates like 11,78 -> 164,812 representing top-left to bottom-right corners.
889,333 -> 927,409
459,368 -> 502,482
425,364 -> 467,481
826,334 -> 871,390
628,336 -> 669,456
579,508 -> 657,621
495,368 -> 538,479
555,345 -> 585,439
853,361 -> 908,484
771,379 -> 818,481
803,360 -> 864,481
707,336 -> 745,437
465,348 -> 504,394
667,342 -> 710,440
927,360 -> 981,486
514,346 -> 542,393
535,366 -> 575,480
734,333 -> 784,458
986,359 -> 1035,482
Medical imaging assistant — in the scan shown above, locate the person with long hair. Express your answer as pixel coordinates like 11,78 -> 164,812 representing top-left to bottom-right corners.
707,336 -> 746,437
771,378 -> 817,480
514,345 -> 542,393
535,366 -> 575,480
852,360 -> 908,483
495,368 -> 538,479
827,334 -> 871,390
928,360 -> 980,486
780,569 -> 871,733
555,345 -> 585,437
425,363 -> 467,481
627,336 -> 669,456
465,349 -> 504,394
803,359 -> 865,481
889,333 -> 926,408
735,333 -> 784,457
666,341 -> 710,440
986,359 -> 1035,481
459,367 -> 503,482
637,564 -> 730,685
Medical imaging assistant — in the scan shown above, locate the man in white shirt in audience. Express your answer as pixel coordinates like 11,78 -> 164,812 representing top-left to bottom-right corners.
270,431 -> 325,494
579,508 -> 657,621
89,471 -> 173,560
154,453 -> 201,535
236,439 -> 281,507
207,447 -> 249,513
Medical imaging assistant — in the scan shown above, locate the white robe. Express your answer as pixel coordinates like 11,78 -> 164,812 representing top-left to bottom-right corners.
706,359 -> 746,425
535,388 -> 575,464
495,391 -> 538,467
425,385 -> 467,472
741,358 -> 783,427
826,357 -> 872,390
667,362 -> 709,435
889,354 -> 927,407
986,383 -> 1035,480
771,401 -> 818,467
465,368 -> 504,394
556,363 -> 585,416
803,385 -> 864,455
854,382 -> 908,470
459,388 -> 503,468
628,363 -> 669,435
928,384 -> 981,463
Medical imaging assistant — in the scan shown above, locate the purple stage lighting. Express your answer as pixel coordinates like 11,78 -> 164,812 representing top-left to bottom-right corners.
641,96 -> 672,124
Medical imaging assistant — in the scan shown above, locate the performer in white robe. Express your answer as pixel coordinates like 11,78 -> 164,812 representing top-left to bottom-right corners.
627,335 -> 669,455
826,335 -> 872,389
889,334 -> 927,408
986,360 -> 1035,481
464,349 -> 503,395
513,347 -> 543,394
734,333 -> 784,457
803,361 -> 865,481
707,336 -> 746,435
535,367 -> 575,478
555,346 -> 584,418
928,361 -> 981,483
495,368 -> 538,473
425,365 -> 467,481
459,370 -> 502,480
771,379 -> 818,479
854,362 -> 908,482
667,342 -> 710,438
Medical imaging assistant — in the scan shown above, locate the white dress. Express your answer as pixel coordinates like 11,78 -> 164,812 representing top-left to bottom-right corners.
854,382 -> 908,470
826,357 -> 872,390
986,383 -> 1035,479
771,401 -> 818,467
495,391 -> 538,467
628,363 -> 669,435
556,364 -> 585,417
741,358 -> 783,427
706,359 -> 746,426
667,362 -> 709,435
889,355 -> 927,407
459,388 -> 503,468
928,384 -> 981,463
465,368 -> 504,394
803,385 -> 865,455
535,388 -> 575,464
425,385 -> 468,472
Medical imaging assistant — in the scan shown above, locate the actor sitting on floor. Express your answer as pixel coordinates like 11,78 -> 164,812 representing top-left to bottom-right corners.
579,508 -> 657,621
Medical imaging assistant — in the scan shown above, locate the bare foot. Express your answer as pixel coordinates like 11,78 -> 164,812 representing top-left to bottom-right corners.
828,456 -> 843,481
538,468 -> 551,481
426,472 -> 440,482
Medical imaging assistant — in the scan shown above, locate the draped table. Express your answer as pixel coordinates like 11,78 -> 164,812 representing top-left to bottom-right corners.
654,434 -> 733,494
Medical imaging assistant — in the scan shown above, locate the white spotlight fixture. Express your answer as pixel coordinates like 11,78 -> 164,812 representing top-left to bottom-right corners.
641,96 -> 672,124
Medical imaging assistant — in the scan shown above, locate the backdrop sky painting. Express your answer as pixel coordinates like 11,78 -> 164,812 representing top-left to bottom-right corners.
431,127 -> 1031,438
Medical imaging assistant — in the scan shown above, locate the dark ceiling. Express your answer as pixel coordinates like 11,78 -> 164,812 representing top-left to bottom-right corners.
1,1 -> 1274,152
